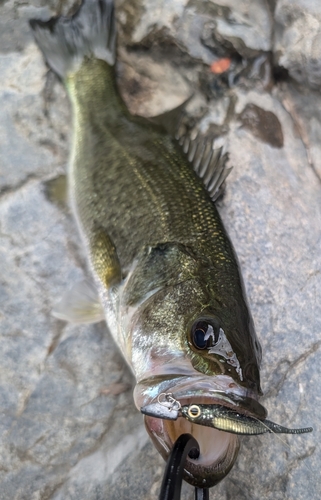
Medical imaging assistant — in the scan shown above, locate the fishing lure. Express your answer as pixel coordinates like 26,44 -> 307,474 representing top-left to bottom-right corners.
141,396 -> 313,435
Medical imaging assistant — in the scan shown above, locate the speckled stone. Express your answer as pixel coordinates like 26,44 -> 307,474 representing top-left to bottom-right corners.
274,0 -> 321,89
0,0 -> 320,499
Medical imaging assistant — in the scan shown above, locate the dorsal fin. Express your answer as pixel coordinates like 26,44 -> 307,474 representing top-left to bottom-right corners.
147,95 -> 232,201
177,128 -> 232,202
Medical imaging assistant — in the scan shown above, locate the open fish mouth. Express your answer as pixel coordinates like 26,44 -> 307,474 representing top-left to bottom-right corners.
143,393 -> 242,488
140,384 -> 311,488
137,376 -> 267,488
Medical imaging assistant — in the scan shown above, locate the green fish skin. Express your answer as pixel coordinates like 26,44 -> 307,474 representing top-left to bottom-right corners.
30,0 -> 264,488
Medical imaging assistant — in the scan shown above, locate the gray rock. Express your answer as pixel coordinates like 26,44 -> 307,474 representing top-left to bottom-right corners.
277,82 -> 321,181
0,0 -> 320,499
214,88 -> 321,499
118,0 -> 272,62
274,0 -> 321,89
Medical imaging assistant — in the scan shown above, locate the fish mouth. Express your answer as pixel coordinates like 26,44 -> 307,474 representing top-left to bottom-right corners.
136,376 -> 266,488
144,395 -> 240,488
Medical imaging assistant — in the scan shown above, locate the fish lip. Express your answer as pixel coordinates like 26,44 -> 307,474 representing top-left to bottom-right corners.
175,390 -> 267,420
175,378 -> 267,420
136,373 -> 267,420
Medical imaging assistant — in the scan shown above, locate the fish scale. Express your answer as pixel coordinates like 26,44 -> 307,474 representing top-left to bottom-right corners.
68,59 -> 237,273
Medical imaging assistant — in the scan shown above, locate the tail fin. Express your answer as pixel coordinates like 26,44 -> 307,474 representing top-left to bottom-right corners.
29,0 -> 116,79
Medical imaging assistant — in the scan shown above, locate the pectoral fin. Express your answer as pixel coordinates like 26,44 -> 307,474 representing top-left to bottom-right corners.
89,226 -> 121,287
52,279 -> 104,324
52,227 -> 120,324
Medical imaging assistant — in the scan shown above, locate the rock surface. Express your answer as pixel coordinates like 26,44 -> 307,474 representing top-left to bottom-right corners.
0,0 -> 320,499
274,0 -> 321,89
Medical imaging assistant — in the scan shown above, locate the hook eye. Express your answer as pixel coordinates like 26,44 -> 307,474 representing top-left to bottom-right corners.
157,393 -> 170,405
157,393 -> 181,411
187,404 -> 201,419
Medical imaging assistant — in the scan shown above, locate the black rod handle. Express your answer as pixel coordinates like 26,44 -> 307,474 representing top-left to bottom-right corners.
158,433 -> 199,500
195,487 -> 209,500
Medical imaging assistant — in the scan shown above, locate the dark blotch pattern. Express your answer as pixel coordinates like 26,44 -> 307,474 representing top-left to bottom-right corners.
238,103 -> 284,148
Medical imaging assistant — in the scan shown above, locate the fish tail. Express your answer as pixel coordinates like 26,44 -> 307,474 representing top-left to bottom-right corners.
29,0 -> 116,79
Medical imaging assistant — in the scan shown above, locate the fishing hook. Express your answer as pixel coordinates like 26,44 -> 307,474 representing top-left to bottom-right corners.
158,433 -> 209,500
157,393 -> 182,411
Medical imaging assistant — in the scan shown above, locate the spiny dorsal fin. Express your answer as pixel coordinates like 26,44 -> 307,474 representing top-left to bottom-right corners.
147,95 -> 231,201
177,128 -> 232,202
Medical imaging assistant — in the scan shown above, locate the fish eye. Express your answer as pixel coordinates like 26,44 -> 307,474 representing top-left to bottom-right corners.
191,318 -> 219,350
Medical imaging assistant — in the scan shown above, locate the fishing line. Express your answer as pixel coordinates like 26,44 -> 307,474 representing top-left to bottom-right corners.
249,414 -> 313,475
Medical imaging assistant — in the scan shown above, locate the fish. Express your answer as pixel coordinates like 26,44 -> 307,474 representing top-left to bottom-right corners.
29,0 -> 311,489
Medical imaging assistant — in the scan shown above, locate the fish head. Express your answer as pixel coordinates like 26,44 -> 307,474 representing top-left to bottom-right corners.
121,244 -> 265,487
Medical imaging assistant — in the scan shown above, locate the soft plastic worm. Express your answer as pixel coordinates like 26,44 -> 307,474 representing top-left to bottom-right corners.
180,404 -> 313,436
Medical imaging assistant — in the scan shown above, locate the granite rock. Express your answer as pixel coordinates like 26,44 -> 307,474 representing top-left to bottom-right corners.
0,0 -> 320,499
118,0 -> 272,62
274,0 -> 321,89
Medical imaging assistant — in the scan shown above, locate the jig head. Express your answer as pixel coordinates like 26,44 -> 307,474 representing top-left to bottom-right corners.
141,393 -> 181,420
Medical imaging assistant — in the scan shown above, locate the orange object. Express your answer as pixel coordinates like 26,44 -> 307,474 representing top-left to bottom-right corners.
210,58 -> 231,74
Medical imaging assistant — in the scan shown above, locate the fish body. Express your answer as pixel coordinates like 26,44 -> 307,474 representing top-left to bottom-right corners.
31,0 -> 267,488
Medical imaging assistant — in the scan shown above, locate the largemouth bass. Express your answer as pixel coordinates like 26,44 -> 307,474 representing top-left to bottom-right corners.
30,0 -> 311,489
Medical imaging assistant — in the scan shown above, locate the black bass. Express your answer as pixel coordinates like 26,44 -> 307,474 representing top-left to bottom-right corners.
30,0 -> 310,489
